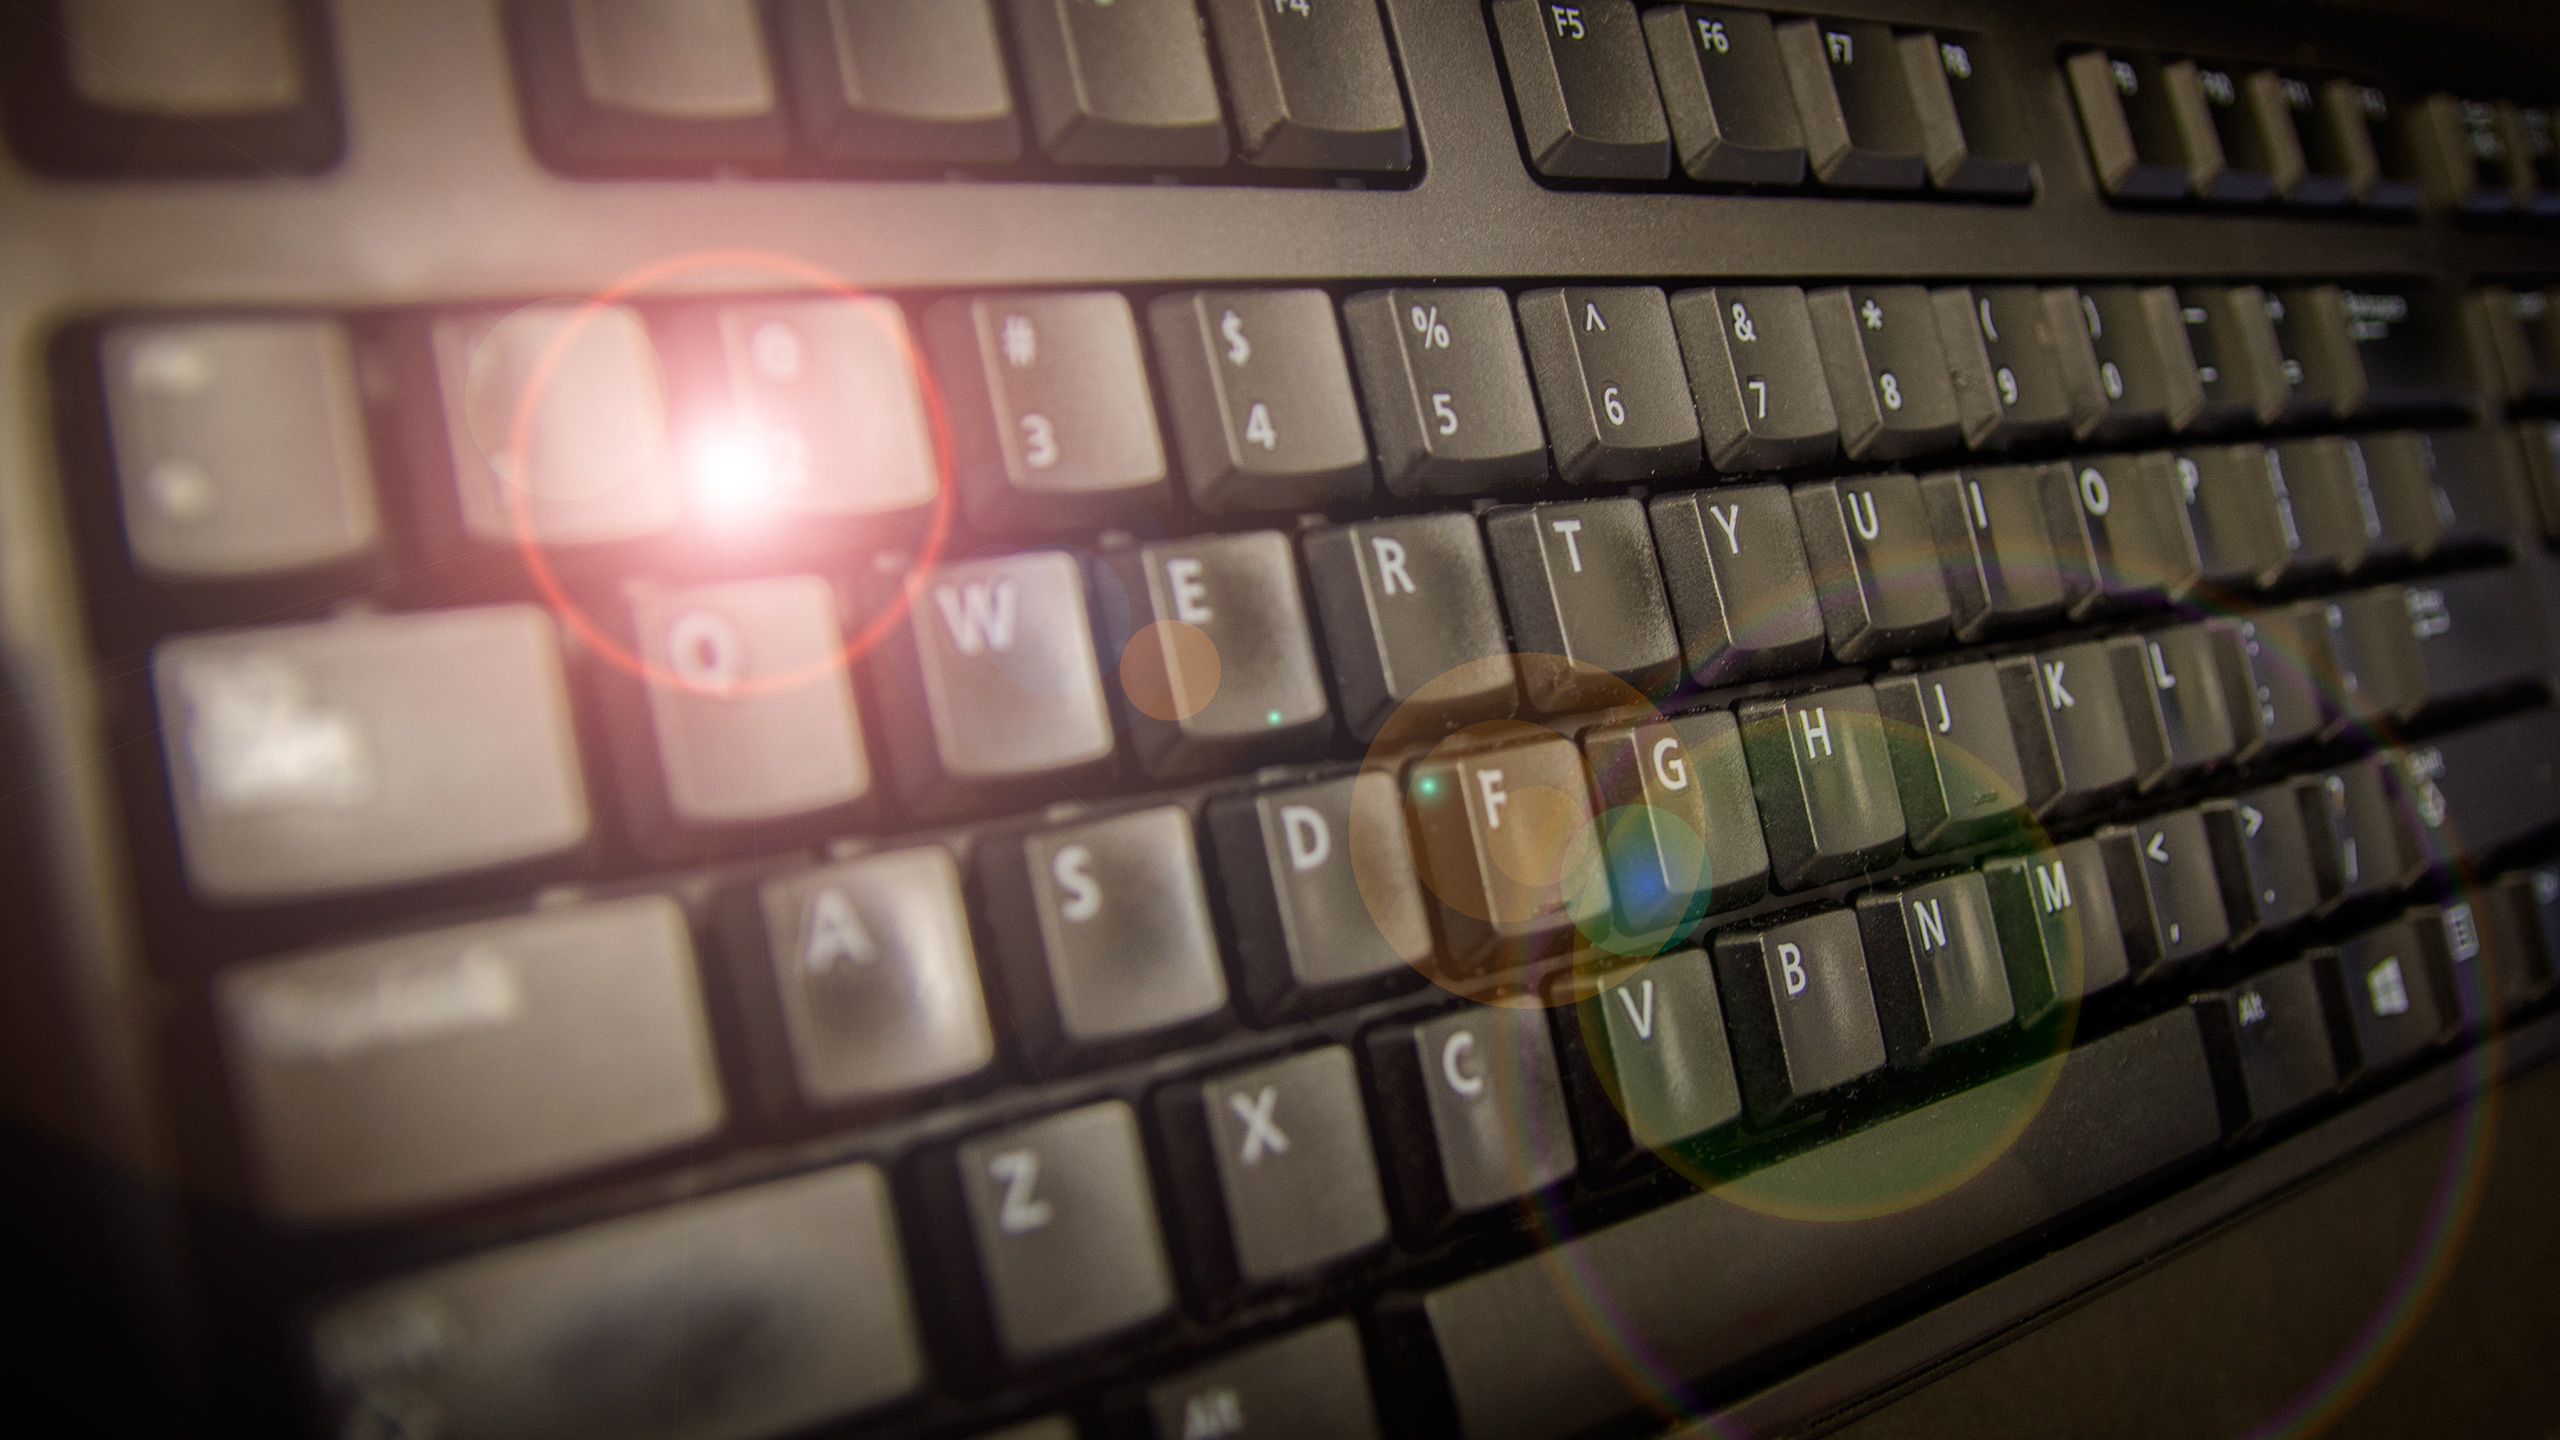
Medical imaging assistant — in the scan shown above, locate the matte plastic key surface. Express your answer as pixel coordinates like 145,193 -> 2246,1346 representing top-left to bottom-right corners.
2067,451 -> 2201,608
1105,531 -> 1333,778
2176,285 -> 2291,431
1581,710 -> 1769,935
927,291 -> 1169,530
1777,19 -> 1926,189
1366,1005 -> 1576,1240
2065,49 -> 2198,201
1145,1321 -> 1382,1440
776,0 -> 1021,163
1874,659 -> 2040,851
947,1100 -> 1176,1363
2232,779 -> 2328,933
1897,31 -> 2035,196
1209,774 -> 1433,1023
1493,0 -> 1670,180
2317,78 -> 2426,211
2251,68 -> 2354,206
1154,1048 -> 1390,1296
1739,684 -> 1906,890
2176,443 -> 2288,589
1406,731 -> 1606,974
2139,622 -> 2252,779
1640,4 -> 1807,185
2168,59 -> 2275,202
2017,635 -> 2148,813
1516,286 -> 1702,482
1858,873 -> 2013,1067
1200,0 -> 1410,170
2337,287 -> 2477,417
2122,805 -> 2248,967
0,0 -> 341,177
1485,497 -> 1682,709
1922,465 -> 2069,640
1342,288 -> 1548,497
2194,958 -> 2336,1136
1556,947 -> 1744,1164
1150,289 -> 1374,514
1303,513 -> 1518,740
1982,839 -> 2132,1025
2395,709 -> 2560,866
1713,908 -> 1885,1119
1808,285 -> 1964,461
1648,483 -> 1828,684
2060,285 -> 2199,440
1668,285 -> 1839,471
512,0 -> 791,169
1794,474 -> 1954,660
2322,914 -> 2450,1082
705,294 -> 941,519
1007,0 -> 1228,167
1929,287 -> 2079,449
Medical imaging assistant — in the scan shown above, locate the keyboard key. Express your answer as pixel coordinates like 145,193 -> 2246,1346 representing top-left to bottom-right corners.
926,292 -> 1169,530
1777,20 -> 1926,189
2408,94 -> 2518,215
1303,513 -> 1517,741
1669,285 -> 1839,471
1493,0 -> 1671,180
2064,50 -> 2200,202
2338,287 -> 2476,417
2018,636 -> 2149,814
1713,908 -> 1886,1119
2232,779 -> 2328,933
214,895 -> 718,1222
513,0 -> 791,169
2272,436 -> 2385,580
1516,286 -> 1702,481
2502,104 -> 2560,217
1808,285 -> 1963,460
1209,774 -> 1432,1023
1149,288 -> 1373,514
2380,428 -> 2518,559
2263,285 -> 2360,422
1343,287 -> 1546,497
1145,1321 -> 1382,1440
2396,709 -> 2560,866
1739,684 -> 1906,890
1897,31 -> 2035,196
983,805 -> 1228,1069
1582,710 -> 1769,934
1486,497 -> 1681,709
1874,659 -> 2039,851
1554,948 -> 1743,1167
1858,873 -> 2013,1067
1982,839 -> 2132,1024
1407,731 -> 1606,974
777,0 -> 1020,163
2067,451 -> 2201,609
1007,0 -> 1226,166
2063,284 -> 2197,440
155,606 -> 588,903
2314,758 -> 2417,906
2317,78 -> 2426,211
2235,600 -> 2339,752
2176,285 -> 2289,431
1796,474 -> 1952,660
2254,69 -> 2354,206
98,319 -> 378,580
2120,805 -> 2246,968
2176,443 -> 2287,589
2474,286 -> 2560,405
1639,5 -> 1807,185
2180,60 -> 2280,203
875,550 -> 1116,817
2322,915 -> 2449,1083
1104,531 -> 1332,778
309,1166 -> 920,1439
1923,465 -> 2069,640
2194,958 -> 2335,1136
751,846 -> 995,1108
699,294 -> 942,520
2141,621 -> 2254,779
0,0 -> 341,176
1929,286 -> 2079,449
1647,484 -> 1828,685
1199,0 -> 1410,170
1366,1006 -> 1576,1240
2483,870 -> 2560,1013
1155,1049 -> 1390,1297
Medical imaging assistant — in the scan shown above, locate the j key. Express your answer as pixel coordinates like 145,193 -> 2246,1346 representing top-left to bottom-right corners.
1148,289 -> 1373,514
2067,451 -> 2201,609
2176,286 -> 2289,431
1858,874 -> 2014,1067
1795,474 -> 1953,660
1555,948 -> 1744,1169
776,0 -> 1021,163
2193,958 -> 2336,1138
2014,636 -> 2151,813
1104,532 -> 1333,778
2231,780 -> 2329,934
97,318 -> 379,579
1407,731 -> 1606,974
1493,0 -> 1671,179
154,606 -> 588,904
982,805 -> 1229,1070
2056,285 -> 2197,440
699,295 -> 941,520
2064,50 -> 2203,202
875,550 -> 1116,817
1922,466 -> 2068,640
1199,0 -> 1411,170
2176,444 -> 2288,590
2140,622 -> 2254,779
1713,909 -> 1888,1120
1303,513 -> 1518,741
513,0 -> 791,169
309,1166 -> 922,1440
2408,95 -> 2517,215
1007,0 -> 1227,166
1668,286 -> 1840,471
2234,601 -> 2341,752
1209,774 -> 1433,1024
1807,285 -> 1963,461
2396,709 -> 2560,866
2317,79 -> 2426,211
926,292 -> 1168,530
1898,31 -> 2036,197
2263,285 -> 2361,422
1640,5 -> 1808,185
1647,484 -> 1829,685
1874,659 -> 2043,851
1739,684 -> 1906,890
2336,287 -> 2478,417
1776,20 -> 1925,189
1144,1322 -> 1384,1440
214,896 -> 719,1222
2123,804 -> 2252,967
1487,498 -> 1682,710
2322,914 -> 2450,1083
2252,69 -> 2354,206
1154,1049 -> 1391,1298
1582,710 -> 1770,935
1929,286 -> 2079,449
2181,61 -> 2281,202
2320,757 -> 2426,903
1516,286 -> 1703,481
1342,288 -> 1547,497
751,847 -> 995,1109
1366,1006 -> 1577,1241
1982,839 -> 2132,1025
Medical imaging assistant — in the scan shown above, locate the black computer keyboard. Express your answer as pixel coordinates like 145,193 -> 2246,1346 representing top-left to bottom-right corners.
7,2 -> 2560,1438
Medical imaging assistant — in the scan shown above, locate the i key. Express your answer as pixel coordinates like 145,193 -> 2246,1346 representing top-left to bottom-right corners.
1807,285 -> 1964,461
1492,0 -> 1672,179
1104,531 -> 1332,778
1713,909 -> 1888,1120
1486,498 -> 1683,710
924,292 -> 1168,530
1148,289 -> 1373,514
1795,474 -> 1954,660
1922,465 -> 2069,641
1668,286 -> 1840,471
1303,514 -> 1518,741
1517,286 -> 1703,482
1342,288 -> 1547,497
1739,684 -> 1907,890
1647,484 -> 1830,685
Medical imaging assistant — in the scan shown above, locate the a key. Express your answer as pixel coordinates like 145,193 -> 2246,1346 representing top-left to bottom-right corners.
1144,1321 -> 1383,1440
2315,78 -> 2426,211
1493,0 -> 1671,179
2231,780 -> 2328,934
775,0 -> 1021,163
1639,4 -> 1808,185
1486,498 -> 1682,710
2396,709 -> 2560,867
2193,958 -> 2336,1137
2407,94 -> 2517,215
1582,710 -> 1770,936
1199,0 -> 1411,171
873,550 -> 1116,817
981,805 -> 1229,1069
1647,484 -> 1828,684
1777,19 -> 1926,189
1516,286 -> 1703,481
309,1166 -> 922,1438
2066,451 -> 2202,609
1807,285 -> 1963,460
1738,684 -> 1907,890
1103,531 -> 1333,778
1981,838 -> 2133,1024
1922,466 -> 2069,640
749,846 -> 995,1108
1406,730 -> 1606,974
2058,285 -> 2198,440
96,318 -> 379,579
1006,0 -> 1227,166
1712,908 -> 1888,1119
2338,286 -> 2478,417
1341,287 -> 1547,497
2177,60 -> 2280,203
1875,658 -> 2043,851
2176,286 -> 2290,431
2176,443 -> 2288,590
1555,949 -> 1743,1170
690,295 -> 942,522
1148,288 -> 1373,514
154,606 -> 589,904
2123,805 -> 2251,967
2064,49 -> 2204,201
1366,1006 -> 1577,1240
1302,513 -> 1518,741
925,291 -> 1169,530
1154,1049 -> 1391,1298
2321,914 -> 2450,1084
2234,600 -> 2341,752
1896,31 -> 2036,196
2016,636 -> 2150,813
1667,285 -> 1839,471
512,0 -> 791,169
1208,773 -> 1433,1023
1,0 -> 341,177
1858,873 -> 2014,1067
1929,286 -> 2080,449
213,896 -> 719,1222
2137,622 -> 2253,780
1795,474 -> 1954,660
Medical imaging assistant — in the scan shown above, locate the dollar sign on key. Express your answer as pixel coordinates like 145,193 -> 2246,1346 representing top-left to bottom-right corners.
1222,310 -> 1251,366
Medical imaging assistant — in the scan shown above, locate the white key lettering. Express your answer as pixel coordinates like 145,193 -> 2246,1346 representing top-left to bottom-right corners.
1166,557 -> 1214,623
1652,735 -> 1689,791
1441,1030 -> 1485,1097
1779,942 -> 1809,996
1280,803 -> 1331,872
1708,503 -> 1744,555
1614,977 -> 1657,1040
1797,705 -> 1833,760
1052,843 -> 1102,922
802,888 -> 878,973
988,1149 -> 1052,1234
1372,536 -> 1417,596
1229,1085 -> 1288,1164
935,579 -> 1020,656
1477,767 -> 1510,829
1550,517 -> 1586,573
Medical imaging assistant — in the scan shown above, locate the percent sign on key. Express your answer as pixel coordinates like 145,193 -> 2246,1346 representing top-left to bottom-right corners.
1410,304 -> 1451,348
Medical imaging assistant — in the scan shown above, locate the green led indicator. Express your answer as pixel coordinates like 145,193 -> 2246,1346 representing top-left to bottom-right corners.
1266,709 -> 1283,725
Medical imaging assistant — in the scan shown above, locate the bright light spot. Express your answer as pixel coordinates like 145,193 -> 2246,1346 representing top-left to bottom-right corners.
1417,777 -> 1438,797
1266,709 -> 1283,726
686,421 -> 807,528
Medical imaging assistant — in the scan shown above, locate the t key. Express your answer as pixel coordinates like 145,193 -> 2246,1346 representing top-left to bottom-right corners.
1342,287 -> 1546,498
1486,497 -> 1682,710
